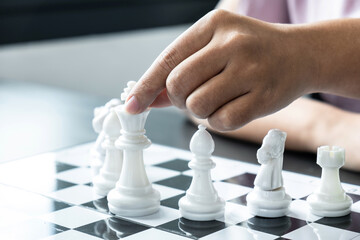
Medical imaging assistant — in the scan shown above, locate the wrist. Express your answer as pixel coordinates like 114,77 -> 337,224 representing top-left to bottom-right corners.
274,23 -> 320,96
285,19 -> 360,97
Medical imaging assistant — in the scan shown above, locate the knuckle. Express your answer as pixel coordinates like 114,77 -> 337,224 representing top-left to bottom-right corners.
186,95 -> 210,119
206,9 -> 227,25
157,47 -> 180,73
208,109 -> 248,131
222,33 -> 245,50
166,74 -> 186,108
220,32 -> 258,56
208,111 -> 236,131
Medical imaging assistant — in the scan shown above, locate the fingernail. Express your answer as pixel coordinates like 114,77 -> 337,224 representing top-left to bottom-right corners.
125,96 -> 141,114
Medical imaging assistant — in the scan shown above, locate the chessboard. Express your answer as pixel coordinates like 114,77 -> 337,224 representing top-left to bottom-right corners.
0,142 -> 359,240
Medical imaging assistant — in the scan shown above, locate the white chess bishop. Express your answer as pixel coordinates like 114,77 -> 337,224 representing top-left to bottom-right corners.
307,146 -> 353,217
107,81 -> 160,217
93,110 -> 123,196
90,98 -> 121,178
179,125 -> 225,221
246,129 -> 291,218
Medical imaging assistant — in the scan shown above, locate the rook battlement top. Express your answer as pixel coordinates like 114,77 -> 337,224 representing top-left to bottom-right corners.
317,146 -> 345,167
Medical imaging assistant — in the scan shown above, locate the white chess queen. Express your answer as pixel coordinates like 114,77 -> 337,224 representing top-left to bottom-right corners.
254,129 -> 286,191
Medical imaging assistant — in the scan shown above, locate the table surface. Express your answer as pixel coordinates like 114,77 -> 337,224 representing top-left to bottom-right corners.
1,79 -> 359,185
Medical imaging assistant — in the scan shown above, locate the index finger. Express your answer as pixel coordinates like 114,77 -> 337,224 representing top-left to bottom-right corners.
125,11 -> 217,114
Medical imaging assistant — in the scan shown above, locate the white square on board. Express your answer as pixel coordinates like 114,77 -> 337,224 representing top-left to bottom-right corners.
283,223 -> 359,240
124,228 -> 189,240
41,230 -> 103,240
200,225 -> 277,240
152,183 -> 185,200
47,185 -> 102,205
40,206 -> 109,229
56,167 -> 92,184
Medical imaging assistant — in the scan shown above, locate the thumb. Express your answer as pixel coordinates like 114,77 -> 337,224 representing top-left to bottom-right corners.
149,89 -> 172,108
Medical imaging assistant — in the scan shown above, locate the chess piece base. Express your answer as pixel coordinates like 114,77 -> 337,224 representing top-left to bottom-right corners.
246,187 -> 291,218
90,150 -> 104,178
107,187 -> 160,217
179,195 -> 225,221
307,193 -> 352,217
93,172 -> 119,196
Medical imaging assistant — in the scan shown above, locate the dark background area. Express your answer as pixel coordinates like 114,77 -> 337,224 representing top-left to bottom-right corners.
0,0 -> 218,45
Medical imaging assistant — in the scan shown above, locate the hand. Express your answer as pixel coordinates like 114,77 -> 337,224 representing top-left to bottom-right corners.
126,10 -> 314,131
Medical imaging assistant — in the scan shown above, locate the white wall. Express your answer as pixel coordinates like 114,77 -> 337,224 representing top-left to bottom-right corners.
0,25 -> 188,98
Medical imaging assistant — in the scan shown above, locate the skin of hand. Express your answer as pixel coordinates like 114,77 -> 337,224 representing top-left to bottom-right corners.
125,9 -> 315,131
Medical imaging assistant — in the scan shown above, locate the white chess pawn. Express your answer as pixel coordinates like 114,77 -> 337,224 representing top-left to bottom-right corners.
179,125 -> 225,221
107,81 -> 160,217
246,129 -> 291,218
93,110 -> 123,196
307,146 -> 353,217
90,98 -> 121,177
90,106 -> 106,178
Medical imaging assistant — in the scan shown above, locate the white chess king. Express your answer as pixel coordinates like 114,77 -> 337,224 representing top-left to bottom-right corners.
307,146 -> 353,217
179,124 -> 225,221
107,81 -> 160,217
246,129 -> 291,218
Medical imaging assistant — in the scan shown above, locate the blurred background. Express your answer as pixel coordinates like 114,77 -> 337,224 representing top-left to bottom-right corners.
0,0 -> 217,97
0,0 -> 217,162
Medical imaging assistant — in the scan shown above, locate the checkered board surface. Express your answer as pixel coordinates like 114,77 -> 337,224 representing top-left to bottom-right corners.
0,143 -> 360,240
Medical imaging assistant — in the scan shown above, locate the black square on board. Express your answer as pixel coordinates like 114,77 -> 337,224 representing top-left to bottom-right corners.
76,217 -> 149,239
158,218 -> 227,239
161,193 -> 186,209
348,193 -> 360,203
228,194 -> 248,206
222,173 -> 256,188
82,197 -> 109,213
155,159 -> 190,172
155,175 -> 192,191
55,162 -> 78,173
315,211 -> 360,233
53,179 -> 77,191
238,216 -> 307,237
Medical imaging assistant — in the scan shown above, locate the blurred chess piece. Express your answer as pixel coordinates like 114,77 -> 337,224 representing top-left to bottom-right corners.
93,110 -> 123,196
90,98 -> 121,178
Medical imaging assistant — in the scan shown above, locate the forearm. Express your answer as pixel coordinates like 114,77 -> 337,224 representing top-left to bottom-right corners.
190,97 -> 347,152
287,18 -> 360,98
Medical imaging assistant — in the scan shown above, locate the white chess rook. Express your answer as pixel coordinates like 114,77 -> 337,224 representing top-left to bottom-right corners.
179,125 -> 225,221
307,146 -> 353,217
107,105 -> 160,217
93,110 -> 123,196
246,129 -> 291,218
